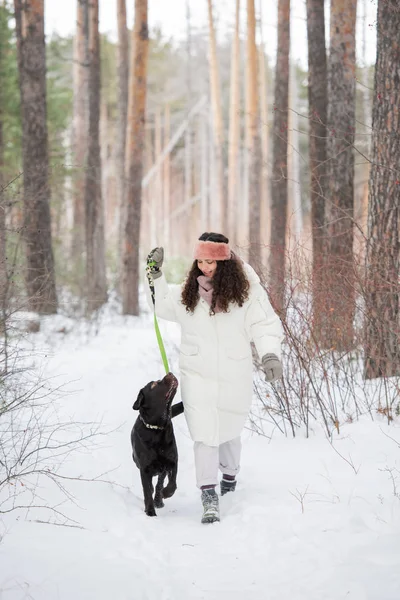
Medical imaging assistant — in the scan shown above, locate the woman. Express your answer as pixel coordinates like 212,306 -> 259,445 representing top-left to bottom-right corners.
146,232 -> 283,524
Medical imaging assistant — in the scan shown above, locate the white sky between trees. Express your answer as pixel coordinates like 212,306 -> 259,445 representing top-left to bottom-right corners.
45,0 -> 378,70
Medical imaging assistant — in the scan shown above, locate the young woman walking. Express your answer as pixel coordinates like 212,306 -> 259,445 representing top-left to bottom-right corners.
146,232 -> 283,523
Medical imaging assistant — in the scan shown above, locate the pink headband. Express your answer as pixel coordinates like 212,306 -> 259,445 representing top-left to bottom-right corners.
193,240 -> 231,261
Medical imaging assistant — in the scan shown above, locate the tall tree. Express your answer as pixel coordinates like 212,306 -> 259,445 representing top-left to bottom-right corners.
84,0 -> 107,311
306,0 -> 328,335
0,5 -> 5,312
163,104 -> 171,249
207,0 -> 226,232
71,0 -> 89,263
122,0 -> 149,315
324,0 -> 357,350
364,0 -> 400,379
246,0 -> 262,268
258,43 -> 270,254
269,0 -> 290,312
116,0 -> 129,259
228,0 -> 240,245
14,0 -> 57,313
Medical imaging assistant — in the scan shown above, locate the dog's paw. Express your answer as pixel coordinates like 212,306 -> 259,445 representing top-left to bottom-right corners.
162,483 -> 177,499
154,496 -> 165,509
145,507 -> 157,517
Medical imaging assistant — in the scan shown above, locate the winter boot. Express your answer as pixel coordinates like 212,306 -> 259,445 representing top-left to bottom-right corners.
201,488 -> 220,524
220,477 -> 237,496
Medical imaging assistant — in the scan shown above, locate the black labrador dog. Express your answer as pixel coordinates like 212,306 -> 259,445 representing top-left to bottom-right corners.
131,372 -> 183,516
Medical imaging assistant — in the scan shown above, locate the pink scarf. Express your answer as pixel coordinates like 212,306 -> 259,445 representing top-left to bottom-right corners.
197,275 -> 222,313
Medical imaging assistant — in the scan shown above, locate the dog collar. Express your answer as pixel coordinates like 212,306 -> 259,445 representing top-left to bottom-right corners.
140,415 -> 164,430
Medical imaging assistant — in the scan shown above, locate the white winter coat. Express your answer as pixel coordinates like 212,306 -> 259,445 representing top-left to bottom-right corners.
150,263 -> 284,447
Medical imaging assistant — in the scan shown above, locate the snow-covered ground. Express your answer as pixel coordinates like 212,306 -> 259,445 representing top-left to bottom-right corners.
1,301 -> 400,600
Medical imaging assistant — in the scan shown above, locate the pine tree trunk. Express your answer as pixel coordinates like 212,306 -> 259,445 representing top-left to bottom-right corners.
364,0 -> 400,379
116,0 -> 129,261
0,64 -> 5,316
325,0 -> 357,350
14,0 -> 57,314
269,0 -> 290,312
287,61 -> 302,244
207,0 -> 226,233
246,0 -> 262,269
163,104 -> 171,248
155,107 -> 163,243
71,0 -> 89,264
0,6 -> 6,314
122,0 -> 149,316
84,0 -> 107,311
228,0 -> 240,246
259,44 -> 270,255
306,0 -> 328,337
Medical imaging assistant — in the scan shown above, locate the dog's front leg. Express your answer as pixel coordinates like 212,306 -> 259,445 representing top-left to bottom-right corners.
154,472 -> 167,508
140,470 -> 156,516
162,464 -> 177,499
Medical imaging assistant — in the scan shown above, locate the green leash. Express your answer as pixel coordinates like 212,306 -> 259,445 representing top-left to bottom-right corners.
146,262 -> 170,375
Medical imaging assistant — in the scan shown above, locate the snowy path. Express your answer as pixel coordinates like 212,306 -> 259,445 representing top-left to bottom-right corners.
1,311 -> 400,599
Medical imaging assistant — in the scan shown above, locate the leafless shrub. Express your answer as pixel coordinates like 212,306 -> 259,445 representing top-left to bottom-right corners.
0,196 -> 115,527
249,237 -> 400,439
0,343 -> 114,525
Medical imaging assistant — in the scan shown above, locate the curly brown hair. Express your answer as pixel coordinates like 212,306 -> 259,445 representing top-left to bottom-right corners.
181,232 -> 250,315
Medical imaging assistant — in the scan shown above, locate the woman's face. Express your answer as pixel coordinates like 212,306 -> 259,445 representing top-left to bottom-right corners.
197,259 -> 217,278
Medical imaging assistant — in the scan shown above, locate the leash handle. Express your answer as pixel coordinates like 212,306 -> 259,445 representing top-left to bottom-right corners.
146,263 -> 170,375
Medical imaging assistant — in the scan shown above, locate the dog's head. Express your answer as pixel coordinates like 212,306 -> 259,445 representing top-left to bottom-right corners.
133,372 -> 179,425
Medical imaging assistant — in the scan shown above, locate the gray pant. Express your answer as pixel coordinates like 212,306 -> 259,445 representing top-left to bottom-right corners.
194,437 -> 242,488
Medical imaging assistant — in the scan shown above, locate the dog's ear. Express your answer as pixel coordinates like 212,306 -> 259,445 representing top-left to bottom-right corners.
133,390 -> 144,411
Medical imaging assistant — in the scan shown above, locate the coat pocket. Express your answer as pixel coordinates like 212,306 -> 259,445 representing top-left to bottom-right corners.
180,343 -> 199,357
226,346 -> 251,360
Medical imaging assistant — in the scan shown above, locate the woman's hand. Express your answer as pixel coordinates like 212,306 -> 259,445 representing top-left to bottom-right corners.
261,354 -> 283,382
146,247 -> 164,279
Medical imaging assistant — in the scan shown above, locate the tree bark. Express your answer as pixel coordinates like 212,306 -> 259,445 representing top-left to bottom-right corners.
364,0 -> 400,379
324,0 -> 357,350
258,43 -> 270,254
306,0 -> 328,337
269,0 -> 290,312
122,0 -> 149,315
207,0 -> 226,233
14,0 -> 57,314
116,0 -> 129,262
228,0 -> 240,246
71,0 -> 89,264
84,0 -> 107,311
288,61 -> 302,242
246,0 -> 262,269
0,36 -> 5,316
163,104 -> 171,248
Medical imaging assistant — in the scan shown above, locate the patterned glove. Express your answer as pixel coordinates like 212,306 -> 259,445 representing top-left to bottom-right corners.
261,353 -> 283,382
146,247 -> 164,280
